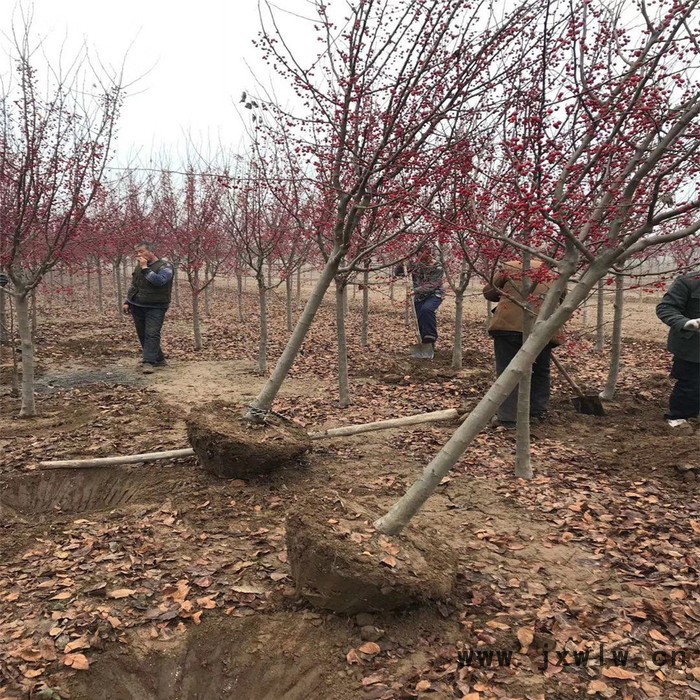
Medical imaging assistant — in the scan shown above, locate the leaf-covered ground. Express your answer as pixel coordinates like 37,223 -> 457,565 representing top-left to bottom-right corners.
1,280 -> 698,700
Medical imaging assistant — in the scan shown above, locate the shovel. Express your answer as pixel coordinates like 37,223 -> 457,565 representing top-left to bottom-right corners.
551,354 -> 606,416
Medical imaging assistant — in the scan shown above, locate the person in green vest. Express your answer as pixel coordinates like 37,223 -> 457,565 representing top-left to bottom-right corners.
122,242 -> 174,374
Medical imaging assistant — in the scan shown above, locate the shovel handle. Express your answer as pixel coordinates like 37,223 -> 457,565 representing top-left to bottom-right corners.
551,354 -> 586,399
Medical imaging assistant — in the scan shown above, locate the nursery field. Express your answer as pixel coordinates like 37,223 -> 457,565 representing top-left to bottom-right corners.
1,280 -> 699,700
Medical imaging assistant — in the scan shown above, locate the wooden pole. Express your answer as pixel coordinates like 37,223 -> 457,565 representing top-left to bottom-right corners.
39,448 -> 196,470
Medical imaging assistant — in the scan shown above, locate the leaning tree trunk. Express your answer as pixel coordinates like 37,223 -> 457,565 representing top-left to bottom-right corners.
374,254 -> 616,535
249,248 -> 345,418
257,277 -> 269,375
285,274 -> 294,332
361,264 -> 370,347
452,290 -> 465,369
600,273 -> 625,400
514,255 -> 534,479
15,292 -> 36,417
596,278 -> 605,352
336,280 -> 350,408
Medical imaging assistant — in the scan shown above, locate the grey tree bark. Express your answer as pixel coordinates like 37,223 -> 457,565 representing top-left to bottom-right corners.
600,273 -> 625,400
336,280 -> 350,407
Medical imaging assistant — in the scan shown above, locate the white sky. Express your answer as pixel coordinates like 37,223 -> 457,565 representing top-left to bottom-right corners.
0,0 -> 312,168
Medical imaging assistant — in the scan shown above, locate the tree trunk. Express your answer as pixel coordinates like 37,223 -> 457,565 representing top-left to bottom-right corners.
16,293 -> 36,417
600,273 -> 625,400
581,293 -> 588,328
96,258 -> 104,314
267,261 -> 273,288
258,279 -> 269,374
191,269 -> 203,351
451,292 -> 464,369
173,265 -> 180,307
389,274 -> 395,302
86,261 -> 92,299
361,264 -> 370,347
114,260 -> 124,316
296,265 -> 302,303
203,263 -> 211,316
514,255 -> 533,479
374,255 -> 610,535
122,259 -> 129,291
31,289 -> 37,337
237,271 -> 244,321
285,274 -> 294,332
0,287 -> 7,344
249,249 -> 345,418
336,280 -> 350,407
596,278 -> 605,352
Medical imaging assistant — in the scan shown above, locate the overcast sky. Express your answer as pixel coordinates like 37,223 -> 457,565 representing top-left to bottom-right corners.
0,0 -> 312,168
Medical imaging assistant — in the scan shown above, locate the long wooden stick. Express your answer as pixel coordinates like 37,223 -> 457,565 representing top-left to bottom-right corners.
38,409 -> 460,469
307,408 -> 459,439
39,448 -> 196,470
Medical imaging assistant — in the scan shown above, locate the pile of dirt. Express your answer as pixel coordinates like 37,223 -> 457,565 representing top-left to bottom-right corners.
286,498 -> 456,613
186,401 -> 311,479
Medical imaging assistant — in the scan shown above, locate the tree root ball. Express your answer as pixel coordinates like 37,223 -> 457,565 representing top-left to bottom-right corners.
286,499 -> 456,614
186,402 -> 311,479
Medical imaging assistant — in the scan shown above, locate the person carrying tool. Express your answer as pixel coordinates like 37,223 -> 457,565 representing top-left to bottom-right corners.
656,271 -> 700,427
394,246 -> 444,359
483,257 -> 560,428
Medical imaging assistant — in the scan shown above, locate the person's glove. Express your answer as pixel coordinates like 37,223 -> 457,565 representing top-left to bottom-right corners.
683,318 -> 700,331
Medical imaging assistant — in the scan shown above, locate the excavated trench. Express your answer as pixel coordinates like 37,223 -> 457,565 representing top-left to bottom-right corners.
0,467 -> 162,517
69,614 -> 358,700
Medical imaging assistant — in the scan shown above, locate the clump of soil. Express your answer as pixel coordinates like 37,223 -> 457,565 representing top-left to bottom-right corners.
186,401 -> 311,479
286,497 -> 456,613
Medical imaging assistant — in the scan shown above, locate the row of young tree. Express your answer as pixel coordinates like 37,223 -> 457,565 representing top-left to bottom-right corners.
1,0 -> 699,528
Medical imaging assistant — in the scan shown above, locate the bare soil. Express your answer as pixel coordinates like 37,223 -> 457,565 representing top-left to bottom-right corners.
1,281 -> 698,700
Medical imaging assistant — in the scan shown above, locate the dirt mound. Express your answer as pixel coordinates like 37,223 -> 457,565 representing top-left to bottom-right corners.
186,401 -> 311,479
287,498 -> 456,613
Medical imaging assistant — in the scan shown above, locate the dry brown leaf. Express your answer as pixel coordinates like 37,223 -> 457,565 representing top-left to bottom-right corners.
358,642 -> 381,656
517,628 -> 534,650
192,611 -> 203,625
648,629 -> 668,642
380,555 -> 397,568
107,588 -> 136,599
64,635 -> 90,654
486,620 -> 510,631
23,668 -> 43,678
587,679 -> 610,694
416,679 -> 431,691
462,694 -> 481,700
63,653 -> 90,670
50,591 -> 72,600
602,666 -> 637,680
346,649 -> 361,665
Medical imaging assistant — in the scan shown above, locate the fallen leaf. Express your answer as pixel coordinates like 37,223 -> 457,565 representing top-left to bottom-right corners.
517,627 -> 534,650
587,679 -> 610,694
107,588 -> 136,599
50,591 -> 72,601
359,642 -> 381,656
602,666 -> 637,680
64,635 -> 90,654
63,653 -> 90,670
416,680 -> 431,691
380,555 -> 397,568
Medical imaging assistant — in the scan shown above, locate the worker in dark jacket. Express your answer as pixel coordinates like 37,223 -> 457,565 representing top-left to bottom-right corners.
122,242 -> 174,374
395,247 -> 444,340
656,272 -> 700,426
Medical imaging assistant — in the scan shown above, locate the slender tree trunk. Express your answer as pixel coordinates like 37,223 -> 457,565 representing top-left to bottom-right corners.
203,263 -> 211,316
344,281 -> 350,317
96,258 -> 104,314
600,273 -> 625,400
361,264 -> 370,347
285,274 -> 293,332
596,278 -> 605,352
237,271 -> 244,321
31,290 -> 37,337
296,265 -> 302,303
514,254 -> 533,479
249,249 -> 345,417
86,261 -> 92,300
190,278 -> 202,350
0,287 -> 7,344
258,278 -> 268,374
173,265 -> 180,307
267,261 -> 272,288
581,293 -> 588,328
114,260 -> 124,316
122,260 -> 129,291
16,293 -> 36,417
336,280 -> 350,407
452,291 -> 464,369
389,274 -> 395,302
